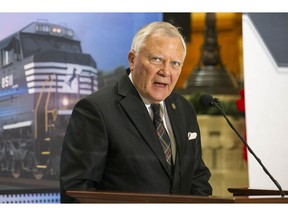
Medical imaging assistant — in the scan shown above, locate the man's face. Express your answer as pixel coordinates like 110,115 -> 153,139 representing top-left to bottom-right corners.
128,34 -> 185,104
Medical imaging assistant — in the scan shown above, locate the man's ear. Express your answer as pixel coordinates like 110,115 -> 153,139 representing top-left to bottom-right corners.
128,50 -> 135,68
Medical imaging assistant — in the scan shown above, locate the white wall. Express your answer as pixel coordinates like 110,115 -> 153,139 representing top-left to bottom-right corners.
243,14 -> 288,191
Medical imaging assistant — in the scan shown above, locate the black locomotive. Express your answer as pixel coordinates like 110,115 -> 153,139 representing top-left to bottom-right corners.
0,21 -> 98,180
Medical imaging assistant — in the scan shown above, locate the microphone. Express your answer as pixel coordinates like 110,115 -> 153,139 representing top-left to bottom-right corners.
199,94 -> 286,197
199,94 -> 219,109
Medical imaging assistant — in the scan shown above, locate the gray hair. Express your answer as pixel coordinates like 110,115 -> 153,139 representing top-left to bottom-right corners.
130,21 -> 187,57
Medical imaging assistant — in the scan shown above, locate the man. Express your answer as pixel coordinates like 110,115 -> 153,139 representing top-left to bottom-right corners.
60,21 -> 212,203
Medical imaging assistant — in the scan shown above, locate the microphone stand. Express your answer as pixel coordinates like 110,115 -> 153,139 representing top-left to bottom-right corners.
212,100 -> 285,198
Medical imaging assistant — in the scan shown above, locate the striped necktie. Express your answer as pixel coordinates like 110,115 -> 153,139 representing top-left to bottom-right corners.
151,103 -> 172,166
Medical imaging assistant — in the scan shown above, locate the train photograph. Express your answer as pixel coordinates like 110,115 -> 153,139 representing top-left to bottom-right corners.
0,13 -> 162,192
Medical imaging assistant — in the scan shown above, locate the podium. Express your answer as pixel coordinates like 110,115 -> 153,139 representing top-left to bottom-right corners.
66,189 -> 288,203
228,187 -> 288,197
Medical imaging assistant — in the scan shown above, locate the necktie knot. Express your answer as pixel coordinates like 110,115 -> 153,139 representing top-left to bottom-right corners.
151,103 -> 161,123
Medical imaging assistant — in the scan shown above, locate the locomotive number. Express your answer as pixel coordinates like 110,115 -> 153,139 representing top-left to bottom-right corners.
1,74 -> 13,88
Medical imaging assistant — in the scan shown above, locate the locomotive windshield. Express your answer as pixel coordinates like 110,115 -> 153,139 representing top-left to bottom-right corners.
21,34 -> 82,58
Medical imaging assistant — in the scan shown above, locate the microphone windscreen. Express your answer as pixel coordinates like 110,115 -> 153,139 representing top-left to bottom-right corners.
199,94 -> 214,108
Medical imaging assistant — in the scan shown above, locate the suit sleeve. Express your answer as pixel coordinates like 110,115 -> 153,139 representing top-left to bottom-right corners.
60,97 -> 108,203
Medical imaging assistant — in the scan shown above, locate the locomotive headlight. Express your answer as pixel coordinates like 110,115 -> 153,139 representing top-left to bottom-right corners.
52,27 -> 62,34
62,97 -> 69,107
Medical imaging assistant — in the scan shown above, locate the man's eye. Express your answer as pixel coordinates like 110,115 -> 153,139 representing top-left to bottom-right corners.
171,61 -> 181,67
150,57 -> 163,64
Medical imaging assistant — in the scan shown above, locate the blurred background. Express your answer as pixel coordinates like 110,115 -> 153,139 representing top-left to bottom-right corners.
0,12 -> 276,203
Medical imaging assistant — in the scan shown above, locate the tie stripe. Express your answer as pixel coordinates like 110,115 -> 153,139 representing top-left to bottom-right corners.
151,104 -> 172,166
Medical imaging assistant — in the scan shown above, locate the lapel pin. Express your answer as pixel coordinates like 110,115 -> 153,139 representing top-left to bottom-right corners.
171,103 -> 176,110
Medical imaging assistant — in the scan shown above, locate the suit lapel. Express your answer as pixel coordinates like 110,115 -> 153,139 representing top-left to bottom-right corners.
117,75 -> 171,177
165,95 -> 185,163
165,95 -> 187,188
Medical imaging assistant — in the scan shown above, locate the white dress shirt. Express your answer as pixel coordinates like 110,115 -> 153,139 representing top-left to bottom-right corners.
129,74 -> 176,164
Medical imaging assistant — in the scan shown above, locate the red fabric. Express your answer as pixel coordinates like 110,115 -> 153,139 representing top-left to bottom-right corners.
236,88 -> 247,161
236,88 -> 245,112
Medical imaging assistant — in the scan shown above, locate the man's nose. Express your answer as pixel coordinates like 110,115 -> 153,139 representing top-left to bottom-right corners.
158,62 -> 171,76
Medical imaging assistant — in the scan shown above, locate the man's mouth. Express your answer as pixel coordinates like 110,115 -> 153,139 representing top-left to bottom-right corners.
154,81 -> 167,88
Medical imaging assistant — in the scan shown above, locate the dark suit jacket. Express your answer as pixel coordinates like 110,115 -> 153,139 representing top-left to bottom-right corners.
60,73 -> 212,203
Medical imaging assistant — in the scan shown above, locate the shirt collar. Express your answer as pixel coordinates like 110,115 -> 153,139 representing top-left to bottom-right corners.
129,73 -> 165,109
